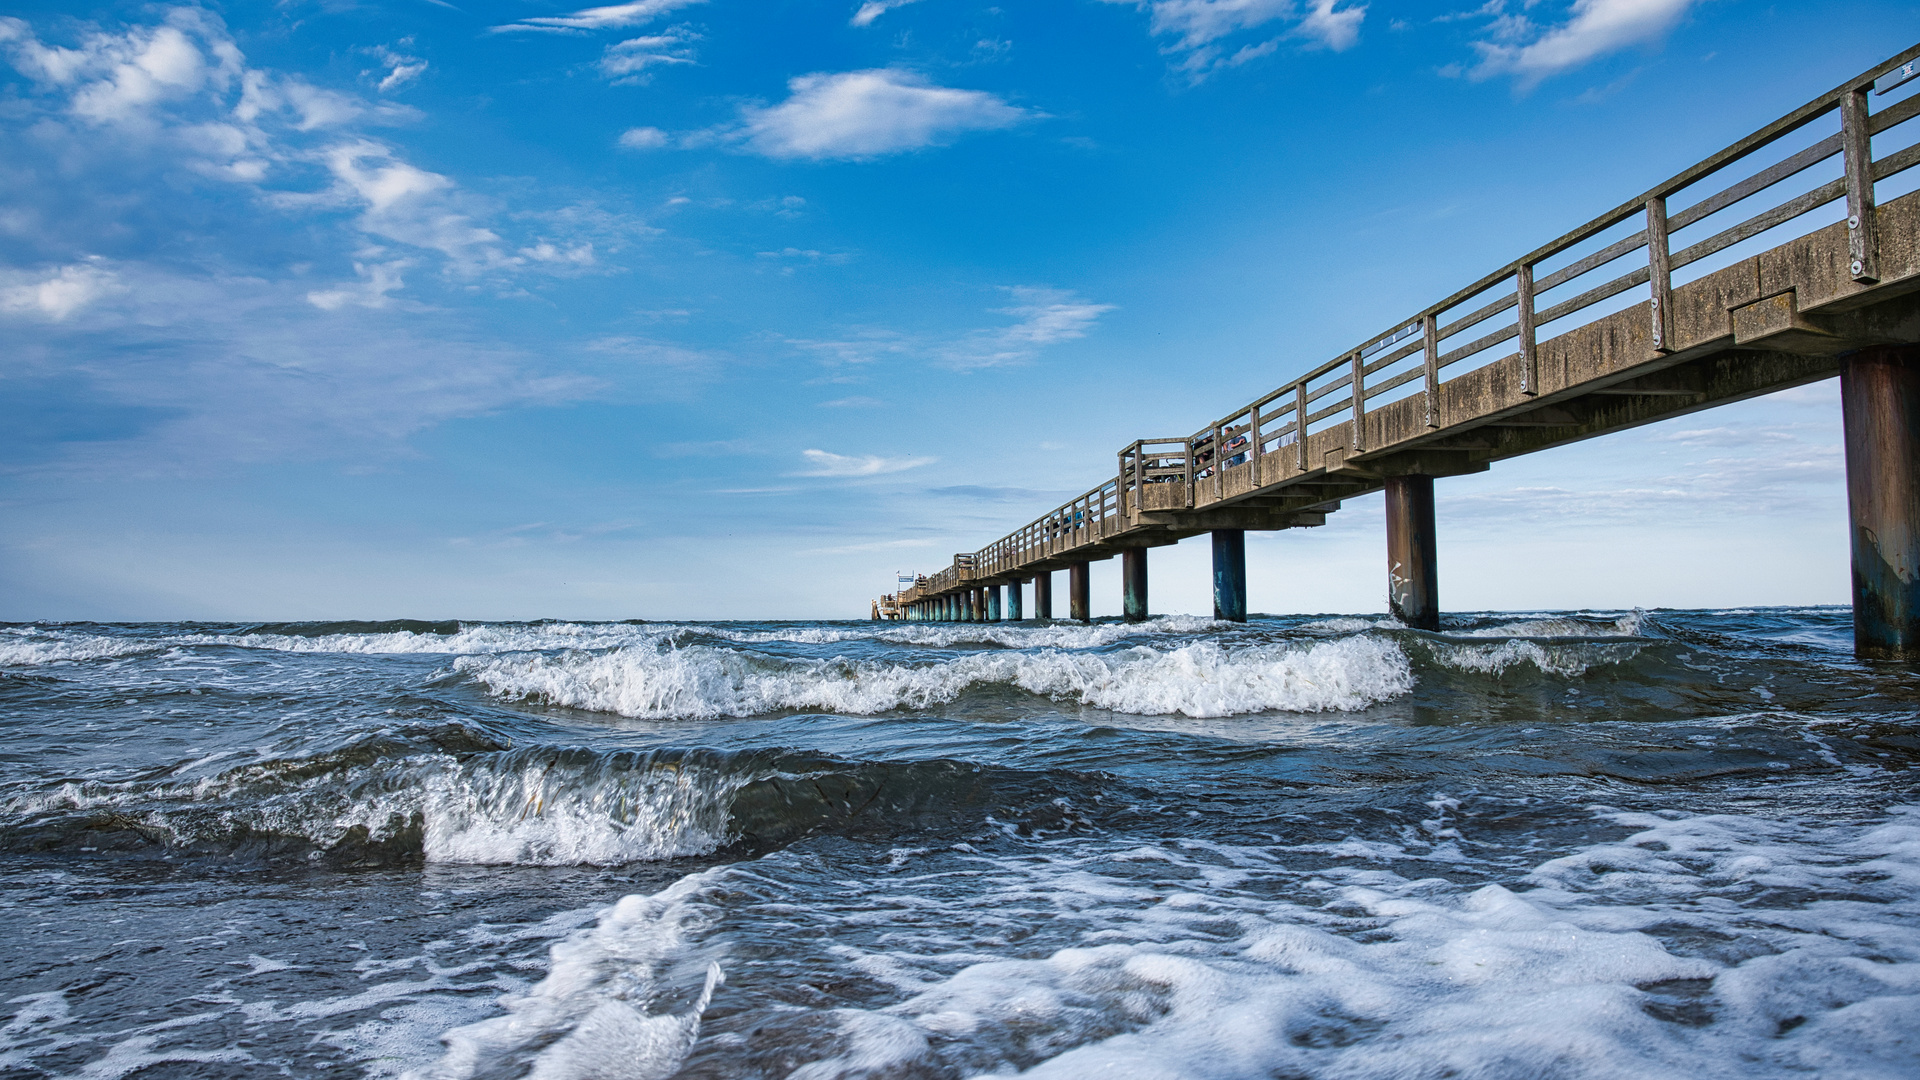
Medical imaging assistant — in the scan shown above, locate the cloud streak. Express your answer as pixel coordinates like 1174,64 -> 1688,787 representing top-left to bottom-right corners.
490,0 -> 706,34
794,449 -> 937,477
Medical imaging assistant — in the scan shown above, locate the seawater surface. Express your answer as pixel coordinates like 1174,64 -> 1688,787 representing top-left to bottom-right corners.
1,609 -> 1917,1079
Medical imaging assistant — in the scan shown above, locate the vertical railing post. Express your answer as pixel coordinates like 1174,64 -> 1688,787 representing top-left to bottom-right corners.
1842,83 -> 1880,283
1421,313 -> 1440,428
1183,439 -> 1195,509
1646,195 -> 1674,354
1250,399 -> 1264,483
1517,262 -> 1538,396
1294,381 -> 1308,473
1213,422 -> 1224,502
1349,350 -> 1367,453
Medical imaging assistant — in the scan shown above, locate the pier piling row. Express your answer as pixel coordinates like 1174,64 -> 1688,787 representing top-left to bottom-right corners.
876,46 -> 1920,660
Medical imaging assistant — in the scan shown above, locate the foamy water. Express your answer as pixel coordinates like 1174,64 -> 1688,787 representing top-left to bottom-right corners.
1,609 -> 1911,1079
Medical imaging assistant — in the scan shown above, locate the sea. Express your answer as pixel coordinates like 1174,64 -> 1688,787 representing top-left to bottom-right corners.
0,609 -> 1915,1080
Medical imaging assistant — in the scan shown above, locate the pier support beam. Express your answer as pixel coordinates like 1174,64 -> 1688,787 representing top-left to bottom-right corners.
1123,548 -> 1148,623
1384,474 -> 1439,630
1842,345 -> 1920,660
1069,562 -> 1091,623
973,588 -> 986,622
1035,572 -> 1053,620
1007,580 -> 1023,621
988,585 -> 1001,622
1212,529 -> 1247,623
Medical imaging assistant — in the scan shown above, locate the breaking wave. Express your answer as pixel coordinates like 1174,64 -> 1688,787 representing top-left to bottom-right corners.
455,635 -> 1415,720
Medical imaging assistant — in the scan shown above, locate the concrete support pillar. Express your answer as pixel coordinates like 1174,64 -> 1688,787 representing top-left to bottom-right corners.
1212,529 -> 1247,623
1842,345 -> 1920,660
947,595 -> 958,621
987,585 -> 1002,622
1385,474 -> 1439,630
1069,562 -> 1091,623
972,588 -> 986,622
1007,580 -> 1023,621
1122,548 -> 1148,622
1035,572 -> 1053,619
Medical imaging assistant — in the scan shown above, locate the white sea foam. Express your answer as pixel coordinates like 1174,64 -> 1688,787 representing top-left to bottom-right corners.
714,615 -> 1231,650
6,751 -> 738,867
407,871 -> 728,1080
1429,637 -> 1647,678
0,630 -> 169,666
200,622 -> 672,656
729,803 -> 1920,1079
419,756 -> 738,866
1448,611 -> 1647,639
455,635 -> 1414,720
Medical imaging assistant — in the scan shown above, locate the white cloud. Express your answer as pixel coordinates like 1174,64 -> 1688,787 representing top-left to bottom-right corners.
1298,0 -> 1365,49
944,286 -> 1115,369
365,45 -> 426,94
306,259 -> 409,310
850,0 -> 924,27
795,449 -> 936,477
618,125 -> 670,149
491,0 -> 706,34
0,9 -> 242,124
820,396 -> 885,408
1466,0 -> 1699,86
1100,0 -> 1366,78
730,69 -> 1028,160
599,30 -> 698,82
0,260 -> 123,320
321,142 -> 507,272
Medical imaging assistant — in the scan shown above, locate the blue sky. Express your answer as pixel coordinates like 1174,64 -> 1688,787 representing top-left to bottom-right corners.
0,0 -> 1914,620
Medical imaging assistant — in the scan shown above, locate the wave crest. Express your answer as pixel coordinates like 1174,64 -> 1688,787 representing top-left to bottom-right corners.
456,636 -> 1414,720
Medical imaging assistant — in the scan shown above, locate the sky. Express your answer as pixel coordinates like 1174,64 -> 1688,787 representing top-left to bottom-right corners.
1,0 -> 1916,621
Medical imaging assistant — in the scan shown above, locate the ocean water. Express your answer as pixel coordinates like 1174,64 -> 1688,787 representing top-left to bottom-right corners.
1,609 -> 1917,1079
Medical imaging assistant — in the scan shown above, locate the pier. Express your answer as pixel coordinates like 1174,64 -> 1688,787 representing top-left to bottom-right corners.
876,46 -> 1920,662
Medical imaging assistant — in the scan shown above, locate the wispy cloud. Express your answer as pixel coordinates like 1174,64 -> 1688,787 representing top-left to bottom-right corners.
788,286 -> 1113,371
942,287 -> 1115,369
599,28 -> 698,83
820,396 -> 884,408
850,0 -> 924,27
364,44 -> 426,94
725,69 -> 1029,160
794,449 -> 936,477
1458,0 -> 1699,88
490,0 -> 706,34
1100,0 -> 1366,79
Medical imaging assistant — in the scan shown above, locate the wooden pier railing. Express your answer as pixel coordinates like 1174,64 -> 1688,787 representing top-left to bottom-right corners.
880,44 -> 1920,639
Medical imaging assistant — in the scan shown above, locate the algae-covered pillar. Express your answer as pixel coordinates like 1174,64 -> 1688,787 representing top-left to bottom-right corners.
1842,344 -> 1920,660
1069,562 -> 1091,623
987,585 -> 1001,622
1122,549 -> 1148,623
1384,475 -> 1439,630
1006,580 -> 1023,620
1212,529 -> 1246,622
